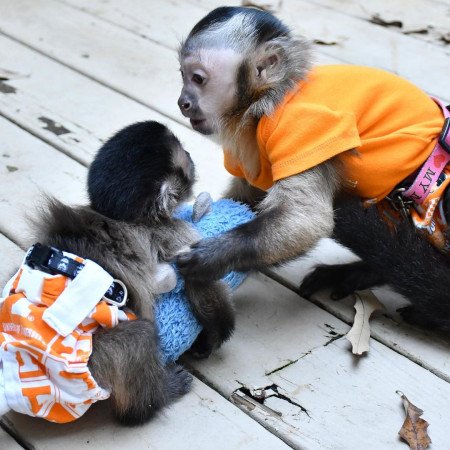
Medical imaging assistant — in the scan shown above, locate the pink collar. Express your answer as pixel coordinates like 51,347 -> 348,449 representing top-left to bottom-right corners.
402,98 -> 450,204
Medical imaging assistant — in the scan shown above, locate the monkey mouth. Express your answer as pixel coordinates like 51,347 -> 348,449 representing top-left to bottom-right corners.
190,118 -> 206,127
189,118 -> 213,135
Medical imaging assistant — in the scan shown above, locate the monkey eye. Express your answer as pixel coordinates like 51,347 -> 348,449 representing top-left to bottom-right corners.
192,74 -> 205,85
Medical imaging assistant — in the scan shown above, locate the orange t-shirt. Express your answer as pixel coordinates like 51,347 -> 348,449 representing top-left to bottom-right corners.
224,65 -> 445,201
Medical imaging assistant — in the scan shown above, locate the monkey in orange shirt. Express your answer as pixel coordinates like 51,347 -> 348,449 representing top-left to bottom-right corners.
176,6 -> 450,333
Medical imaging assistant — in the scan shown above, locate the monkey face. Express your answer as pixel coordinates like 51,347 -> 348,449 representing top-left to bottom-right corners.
88,121 -> 197,221
178,48 -> 243,135
169,141 -> 196,201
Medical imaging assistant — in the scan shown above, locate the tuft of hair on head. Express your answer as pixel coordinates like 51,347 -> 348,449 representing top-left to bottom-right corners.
88,121 -> 193,222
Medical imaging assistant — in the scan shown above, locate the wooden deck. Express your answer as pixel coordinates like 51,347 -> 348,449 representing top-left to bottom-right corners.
0,0 -> 449,448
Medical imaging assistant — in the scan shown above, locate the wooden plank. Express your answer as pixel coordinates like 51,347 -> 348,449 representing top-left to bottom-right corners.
306,0 -> 450,48
59,0 -> 209,51
57,0 -> 339,67
264,337 -> 450,449
0,0 -> 183,124
186,271 -> 450,448
0,116 -> 87,245
0,34 -> 231,198
1,379 -> 289,450
188,272 -> 349,390
269,239 -> 450,383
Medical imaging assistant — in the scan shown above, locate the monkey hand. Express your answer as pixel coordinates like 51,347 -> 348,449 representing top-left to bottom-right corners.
177,237 -> 232,281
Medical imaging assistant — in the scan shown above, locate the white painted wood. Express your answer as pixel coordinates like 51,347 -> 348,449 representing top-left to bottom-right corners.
0,117 -> 87,245
185,272 -> 450,448
60,0 -> 209,51
0,34 -> 231,198
59,0 -> 341,69
187,272 -> 350,390
306,0 -> 450,47
0,0 -> 183,123
0,428 -> 23,450
263,337 -> 450,449
1,379 -> 289,450
0,235 -> 23,285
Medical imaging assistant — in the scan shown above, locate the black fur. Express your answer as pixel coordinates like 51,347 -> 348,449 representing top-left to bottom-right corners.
299,261 -> 384,300
300,196 -> 450,333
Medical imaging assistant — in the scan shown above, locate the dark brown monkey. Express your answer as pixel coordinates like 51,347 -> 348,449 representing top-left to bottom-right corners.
176,7 -> 450,333
32,121 -> 234,425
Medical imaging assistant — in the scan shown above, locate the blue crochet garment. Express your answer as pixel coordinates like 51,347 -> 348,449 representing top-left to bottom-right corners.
155,199 -> 254,363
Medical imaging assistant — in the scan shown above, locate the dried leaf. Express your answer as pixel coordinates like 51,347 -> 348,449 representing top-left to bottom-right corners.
397,391 -> 431,450
345,290 -> 384,355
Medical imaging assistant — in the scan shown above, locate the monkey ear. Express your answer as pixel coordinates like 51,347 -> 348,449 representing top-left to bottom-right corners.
157,180 -> 177,217
252,41 -> 286,85
255,53 -> 280,82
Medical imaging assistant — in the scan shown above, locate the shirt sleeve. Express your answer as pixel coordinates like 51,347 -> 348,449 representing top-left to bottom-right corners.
259,101 -> 362,182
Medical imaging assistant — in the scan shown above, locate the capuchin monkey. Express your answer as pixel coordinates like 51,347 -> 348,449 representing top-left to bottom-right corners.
176,6 -> 450,333
34,121 -> 234,425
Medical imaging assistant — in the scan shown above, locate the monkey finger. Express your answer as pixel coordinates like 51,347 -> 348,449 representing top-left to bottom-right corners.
176,252 -> 197,268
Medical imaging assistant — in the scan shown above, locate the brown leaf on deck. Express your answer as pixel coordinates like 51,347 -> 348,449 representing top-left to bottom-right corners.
397,391 -> 431,450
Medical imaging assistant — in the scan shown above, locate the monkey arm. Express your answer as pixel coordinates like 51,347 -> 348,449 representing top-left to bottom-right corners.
178,161 -> 340,280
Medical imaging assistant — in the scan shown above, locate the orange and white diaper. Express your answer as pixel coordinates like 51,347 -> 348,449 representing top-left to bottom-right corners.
0,250 -> 135,423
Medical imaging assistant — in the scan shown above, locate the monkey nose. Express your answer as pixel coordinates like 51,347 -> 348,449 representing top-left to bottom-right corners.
178,97 -> 191,111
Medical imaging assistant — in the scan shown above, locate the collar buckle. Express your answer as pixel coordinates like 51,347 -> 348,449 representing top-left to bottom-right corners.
25,243 -> 54,272
386,188 -> 413,221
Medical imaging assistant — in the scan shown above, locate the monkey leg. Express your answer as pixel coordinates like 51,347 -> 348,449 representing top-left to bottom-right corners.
299,261 -> 385,300
310,196 -> 450,333
184,280 -> 235,356
89,320 -> 192,426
